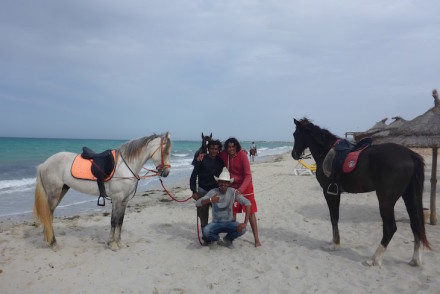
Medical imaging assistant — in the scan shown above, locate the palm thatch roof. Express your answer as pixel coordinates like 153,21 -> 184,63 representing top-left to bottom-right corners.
353,118 -> 388,142
356,89 -> 440,147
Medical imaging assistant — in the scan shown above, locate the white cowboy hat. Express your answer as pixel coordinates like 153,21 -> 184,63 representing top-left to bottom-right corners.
214,167 -> 234,183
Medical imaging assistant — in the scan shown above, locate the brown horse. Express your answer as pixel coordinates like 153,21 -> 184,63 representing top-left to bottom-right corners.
291,118 -> 430,266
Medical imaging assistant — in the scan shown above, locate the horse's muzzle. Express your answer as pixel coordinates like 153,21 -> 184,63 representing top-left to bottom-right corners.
291,149 -> 300,160
159,168 -> 170,177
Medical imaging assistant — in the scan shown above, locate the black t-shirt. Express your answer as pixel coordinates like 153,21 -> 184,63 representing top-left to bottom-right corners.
190,156 -> 225,192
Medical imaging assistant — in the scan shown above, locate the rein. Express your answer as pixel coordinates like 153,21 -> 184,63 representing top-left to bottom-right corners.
112,136 -> 170,180
106,136 -> 172,202
159,178 -> 193,202
158,177 -> 202,246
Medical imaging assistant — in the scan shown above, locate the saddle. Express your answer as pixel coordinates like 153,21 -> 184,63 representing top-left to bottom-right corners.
71,148 -> 116,206
323,138 -> 372,195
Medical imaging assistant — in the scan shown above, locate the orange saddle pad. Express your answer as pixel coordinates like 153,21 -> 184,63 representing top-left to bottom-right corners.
71,150 -> 116,181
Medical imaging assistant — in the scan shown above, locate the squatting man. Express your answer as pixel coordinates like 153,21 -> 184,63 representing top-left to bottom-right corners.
195,167 -> 251,247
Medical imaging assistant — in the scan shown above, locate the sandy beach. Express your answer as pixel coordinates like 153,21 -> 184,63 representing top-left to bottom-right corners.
1,152 -> 439,293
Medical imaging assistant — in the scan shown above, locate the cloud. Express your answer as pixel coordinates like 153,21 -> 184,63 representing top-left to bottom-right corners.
1,0 -> 439,140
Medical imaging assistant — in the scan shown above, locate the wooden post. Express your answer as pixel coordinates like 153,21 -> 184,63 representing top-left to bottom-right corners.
430,147 -> 437,225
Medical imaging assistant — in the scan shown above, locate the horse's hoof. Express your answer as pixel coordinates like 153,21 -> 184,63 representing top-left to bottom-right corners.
117,241 -> 126,249
328,243 -> 340,251
108,241 -> 119,251
51,243 -> 60,252
363,259 -> 382,267
409,259 -> 421,267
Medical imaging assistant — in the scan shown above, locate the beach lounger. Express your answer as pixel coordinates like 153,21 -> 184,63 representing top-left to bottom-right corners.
294,159 -> 317,176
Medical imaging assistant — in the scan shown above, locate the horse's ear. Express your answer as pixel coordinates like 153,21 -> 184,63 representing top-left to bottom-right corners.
209,133 -> 212,139
201,133 -> 204,139
165,132 -> 170,141
294,118 -> 300,126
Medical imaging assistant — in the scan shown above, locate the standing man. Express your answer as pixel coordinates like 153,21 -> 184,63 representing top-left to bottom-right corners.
219,137 -> 261,247
190,139 -> 224,243
196,167 -> 250,247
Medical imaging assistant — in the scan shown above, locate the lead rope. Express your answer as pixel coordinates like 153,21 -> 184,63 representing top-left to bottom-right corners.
196,209 -> 203,246
158,177 -> 203,246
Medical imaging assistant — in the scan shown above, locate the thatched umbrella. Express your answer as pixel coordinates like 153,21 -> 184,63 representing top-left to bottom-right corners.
370,89 -> 440,225
365,116 -> 409,142
353,118 -> 388,142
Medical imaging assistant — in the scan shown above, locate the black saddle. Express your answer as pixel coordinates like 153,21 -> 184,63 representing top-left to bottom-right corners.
352,137 -> 372,151
81,147 -> 113,159
81,147 -> 115,206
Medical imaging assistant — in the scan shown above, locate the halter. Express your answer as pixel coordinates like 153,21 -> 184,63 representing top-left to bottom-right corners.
113,135 -> 171,181
112,135 -> 172,202
150,136 -> 172,172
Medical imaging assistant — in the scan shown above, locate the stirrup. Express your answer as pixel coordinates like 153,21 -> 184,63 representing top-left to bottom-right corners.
97,195 -> 105,206
327,183 -> 339,195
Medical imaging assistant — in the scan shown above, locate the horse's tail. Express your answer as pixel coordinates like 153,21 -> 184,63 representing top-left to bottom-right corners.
33,165 -> 55,245
403,152 -> 431,250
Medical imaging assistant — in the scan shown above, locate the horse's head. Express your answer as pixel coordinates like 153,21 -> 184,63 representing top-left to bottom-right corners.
292,117 -> 338,160
291,118 -> 309,160
151,132 -> 172,177
201,132 -> 213,153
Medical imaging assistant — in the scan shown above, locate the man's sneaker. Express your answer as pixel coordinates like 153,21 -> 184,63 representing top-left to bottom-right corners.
201,240 -> 211,246
209,241 -> 219,250
218,238 -> 233,248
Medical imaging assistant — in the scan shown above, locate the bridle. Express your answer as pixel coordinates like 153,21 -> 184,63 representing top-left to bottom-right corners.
115,135 -> 171,181
111,135 -> 172,201
293,127 -> 337,162
150,136 -> 171,173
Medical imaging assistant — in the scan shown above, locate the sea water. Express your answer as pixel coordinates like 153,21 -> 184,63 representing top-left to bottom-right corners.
0,137 -> 291,221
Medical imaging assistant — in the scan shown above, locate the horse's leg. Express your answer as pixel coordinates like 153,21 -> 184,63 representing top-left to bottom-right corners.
323,190 -> 341,250
46,184 -> 70,248
108,197 -> 129,251
34,166 -> 69,248
402,188 -> 424,266
368,196 -> 398,266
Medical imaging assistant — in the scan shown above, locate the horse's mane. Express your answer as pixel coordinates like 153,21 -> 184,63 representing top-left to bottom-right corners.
299,117 -> 338,148
119,134 -> 162,162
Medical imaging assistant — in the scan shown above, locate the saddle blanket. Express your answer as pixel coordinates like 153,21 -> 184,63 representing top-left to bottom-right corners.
342,146 -> 368,173
71,150 -> 116,181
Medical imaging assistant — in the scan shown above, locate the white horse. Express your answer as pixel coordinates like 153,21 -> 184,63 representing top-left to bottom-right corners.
33,133 -> 172,250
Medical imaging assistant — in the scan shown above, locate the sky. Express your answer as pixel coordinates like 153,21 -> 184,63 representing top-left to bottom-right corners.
1,0 -> 439,141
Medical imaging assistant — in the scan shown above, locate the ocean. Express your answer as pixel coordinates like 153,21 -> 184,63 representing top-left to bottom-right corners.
0,137 -> 292,221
